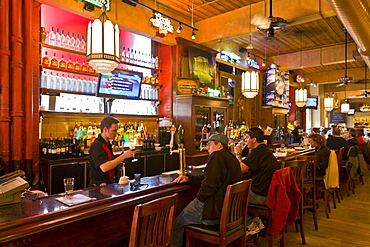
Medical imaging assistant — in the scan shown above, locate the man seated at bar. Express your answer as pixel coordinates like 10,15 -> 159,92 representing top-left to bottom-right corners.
172,133 -> 242,247
89,116 -> 136,186
308,133 -> 331,177
234,127 -> 280,235
326,127 -> 348,161
347,128 -> 359,148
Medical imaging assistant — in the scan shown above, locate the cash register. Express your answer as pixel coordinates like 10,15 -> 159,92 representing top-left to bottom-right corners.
0,170 -> 29,205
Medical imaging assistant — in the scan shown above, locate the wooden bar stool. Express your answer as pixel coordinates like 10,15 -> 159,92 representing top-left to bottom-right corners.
129,193 -> 178,247
185,179 -> 252,247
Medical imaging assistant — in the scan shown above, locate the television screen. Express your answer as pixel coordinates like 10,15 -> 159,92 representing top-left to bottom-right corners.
305,96 -> 318,109
348,109 -> 355,115
96,68 -> 143,99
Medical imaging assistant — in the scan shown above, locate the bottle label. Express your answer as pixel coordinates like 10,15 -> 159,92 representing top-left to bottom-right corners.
67,62 -> 74,71
88,66 -> 95,74
59,60 -> 67,69
81,64 -> 88,73
41,57 -> 50,66
74,63 -> 81,72
50,58 -> 58,68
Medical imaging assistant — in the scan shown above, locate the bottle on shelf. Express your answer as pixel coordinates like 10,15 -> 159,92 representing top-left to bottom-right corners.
71,76 -> 77,92
130,49 -> 135,64
65,31 -> 71,50
55,28 -> 61,47
54,73 -> 61,90
59,55 -> 66,69
69,33 -> 76,51
66,75 -> 72,91
41,51 -> 50,66
48,27 -> 55,46
60,74 -> 67,90
121,47 -> 126,62
46,72 -> 55,89
77,77 -> 83,92
60,30 -> 66,48
81,60 -> 88,73
40,71 -> 48,88
154,56 -> 159,69
80,35 -> 86,53
50,53 -> 59,68
75,34 -> 81,52
67,57 -> 74,71
74,59 -> 81,72
126,48 -> 131,63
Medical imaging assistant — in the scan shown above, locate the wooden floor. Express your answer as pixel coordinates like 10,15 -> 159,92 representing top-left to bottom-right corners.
257,174 -> 370,247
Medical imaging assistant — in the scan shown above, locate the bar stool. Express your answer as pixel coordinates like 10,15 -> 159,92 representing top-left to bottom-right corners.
185,179 -> 252,247
129,193 -> 178,247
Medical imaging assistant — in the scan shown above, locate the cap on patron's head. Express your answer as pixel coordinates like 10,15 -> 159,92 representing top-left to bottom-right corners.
203,133 -> 229,145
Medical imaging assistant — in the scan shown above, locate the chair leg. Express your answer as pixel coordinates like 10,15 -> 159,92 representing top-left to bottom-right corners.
324,190 -> 330,218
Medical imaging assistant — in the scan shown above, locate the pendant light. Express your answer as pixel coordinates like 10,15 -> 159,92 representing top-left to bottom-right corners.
242,70 -> 259,98
341,86 -> 349,113
295,84 -> 307,107
324,93 -> 334,111
86,6 -> 120,74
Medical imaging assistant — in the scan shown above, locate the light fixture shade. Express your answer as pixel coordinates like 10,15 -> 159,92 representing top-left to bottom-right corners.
242,71 -> 259,98
87,8 -> 120,74
360,104 -> 370,112
324,96 -> 334,111
341,100 -> 349,113
295,88 -> 307,107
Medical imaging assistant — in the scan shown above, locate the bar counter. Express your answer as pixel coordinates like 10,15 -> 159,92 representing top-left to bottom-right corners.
0,173 -> 197,247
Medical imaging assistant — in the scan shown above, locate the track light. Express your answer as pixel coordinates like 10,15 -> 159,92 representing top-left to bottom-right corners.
177,23 -> 183,33
191,29 -> 196,39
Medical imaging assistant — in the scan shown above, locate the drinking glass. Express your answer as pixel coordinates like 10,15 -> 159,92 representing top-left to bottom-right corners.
63,177 -> 74,196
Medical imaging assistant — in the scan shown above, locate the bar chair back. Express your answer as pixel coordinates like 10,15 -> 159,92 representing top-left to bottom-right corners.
129,193 -> 178,247
185,179 -> 252,247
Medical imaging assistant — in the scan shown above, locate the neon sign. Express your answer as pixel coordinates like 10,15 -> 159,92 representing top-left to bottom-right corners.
247,59 -> 261,70
84,0 -> 111,11
150,13 -> 174,37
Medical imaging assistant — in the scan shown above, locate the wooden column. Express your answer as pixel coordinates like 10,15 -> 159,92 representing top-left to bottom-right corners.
10,0 -> 24,171
0,0 -> 11,173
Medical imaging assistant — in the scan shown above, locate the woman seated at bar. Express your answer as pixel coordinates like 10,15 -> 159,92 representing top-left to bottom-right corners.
308,133 -> 331,177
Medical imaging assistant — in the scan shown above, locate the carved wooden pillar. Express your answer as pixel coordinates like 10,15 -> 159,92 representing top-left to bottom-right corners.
0,0 -> 11,173
10,0 -> 24,171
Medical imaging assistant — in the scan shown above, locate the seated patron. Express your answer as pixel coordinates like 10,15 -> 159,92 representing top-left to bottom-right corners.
234,127 -> 280,234
308,133 -> 331,177
172,134 -> 242,247
355,128 -> 366,150
347,129 -> 359,148
326,127 -> 349,160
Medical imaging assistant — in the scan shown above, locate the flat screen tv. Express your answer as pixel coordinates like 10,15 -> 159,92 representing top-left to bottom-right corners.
305,96 -> 318,109
348,108 -> 355,115
96,68 -> 143,99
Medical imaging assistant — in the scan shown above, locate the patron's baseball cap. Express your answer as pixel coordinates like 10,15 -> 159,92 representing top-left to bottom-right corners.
202,133 -> 229,145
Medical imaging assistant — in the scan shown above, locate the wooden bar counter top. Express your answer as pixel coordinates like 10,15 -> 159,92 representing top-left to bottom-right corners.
0,174 -> 197,247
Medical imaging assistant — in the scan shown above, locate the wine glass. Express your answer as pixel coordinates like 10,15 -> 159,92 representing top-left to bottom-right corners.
129,144 -> 138,162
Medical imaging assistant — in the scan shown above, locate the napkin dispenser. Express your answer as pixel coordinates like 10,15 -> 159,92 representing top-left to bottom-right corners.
0,177 -> 29,205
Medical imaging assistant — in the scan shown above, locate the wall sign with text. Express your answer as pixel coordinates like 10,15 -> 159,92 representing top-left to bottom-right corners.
176,78 -> 199,95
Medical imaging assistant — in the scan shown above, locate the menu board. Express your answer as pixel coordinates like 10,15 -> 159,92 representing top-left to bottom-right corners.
330,111 -> 347,123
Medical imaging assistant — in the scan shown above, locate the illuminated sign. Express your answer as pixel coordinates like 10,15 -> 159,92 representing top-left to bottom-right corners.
247,59 -> 261,70
84,0 -> 111,11
150,13 -> 173,37
218,51 -> 241,64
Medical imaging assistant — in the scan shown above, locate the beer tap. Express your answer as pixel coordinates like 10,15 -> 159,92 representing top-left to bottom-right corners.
169,124 -> 186,175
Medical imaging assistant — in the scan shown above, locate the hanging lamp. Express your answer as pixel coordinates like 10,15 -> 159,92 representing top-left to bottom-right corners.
242,71 -> 259,98
324,93 -> 334,111
86,6 -> 120,74
295,84 -> 307,107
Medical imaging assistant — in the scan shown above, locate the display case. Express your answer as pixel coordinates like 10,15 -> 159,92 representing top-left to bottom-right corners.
174,94 -> 229,166
260,106 -> 288,144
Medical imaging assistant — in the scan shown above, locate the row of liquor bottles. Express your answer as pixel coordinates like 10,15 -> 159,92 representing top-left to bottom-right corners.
42,27 -> 86,53
40,137 -> 87,160
120,47 -> 159,69
41,52 -> 98,74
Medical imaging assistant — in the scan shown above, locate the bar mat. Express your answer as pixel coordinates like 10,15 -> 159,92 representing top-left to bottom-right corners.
56,194 -> 96,207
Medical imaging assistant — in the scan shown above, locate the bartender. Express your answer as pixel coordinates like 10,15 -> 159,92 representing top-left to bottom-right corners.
89,116 -> 135,186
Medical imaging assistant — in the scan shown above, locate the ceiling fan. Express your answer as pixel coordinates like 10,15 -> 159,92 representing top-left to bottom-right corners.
337,28 -> 354,87
349,66 -> 369,98
251,0 -> 288,37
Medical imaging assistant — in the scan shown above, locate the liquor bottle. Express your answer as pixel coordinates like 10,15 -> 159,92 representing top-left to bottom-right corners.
66,57 -> 74,71
41,51 -> 50,66
82,77 -> 88,93
54,73 -> 61,90
154,56 -> 159,69
121,47 -> 126,62
65,31 -> 71,50
80,35 -> 86,53
143,134 -> 148,151
76,77 -> 83,92
59,55 -> 67,69
71,76 -> 77,92
48,27 -> 55,45
88,65 -> 95,74
55,138 -> 61,159
60,137 -> 66,159
69,33 -> 76,51
130,49 -> 135,64
55,28 -> 61,47
60,74 -> 67,91
74,59 -> 81,72
40,71 -> 48,88
81,60 -> 88,73
66,75 -> 72,91
60,30 -> 66,48
50,53 -> 58,68
126,48 -> 131,63
75,34 -> 81,52
137,51 -> 141,65
46,72 -> 55,89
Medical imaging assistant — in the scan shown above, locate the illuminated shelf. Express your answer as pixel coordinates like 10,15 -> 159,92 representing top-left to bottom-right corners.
41,43 -> 86,56
41,66 -> 98,77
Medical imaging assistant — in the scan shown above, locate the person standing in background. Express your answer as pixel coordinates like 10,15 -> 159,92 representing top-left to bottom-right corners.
89,116 -> 135,187
292,120 -> 303,144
